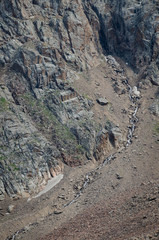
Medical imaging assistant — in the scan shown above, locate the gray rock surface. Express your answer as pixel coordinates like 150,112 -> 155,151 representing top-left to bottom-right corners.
0,0 -> 158,199
8,204 -> 14,213
132,86 -> 140,98
97,98 -> 108,105
150,100 -> 159,116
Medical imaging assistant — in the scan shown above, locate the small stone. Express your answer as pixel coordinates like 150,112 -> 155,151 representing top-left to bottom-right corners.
24,225 -> 31,232
58,195 -> 65,200
149,100 -> 159,116
151,76 -> 159,86
54,208 -> 63,214
116,173 -> 123,180
0,195 -> 5,201
12,195 -> 20,201
8,205 -> 15,213
148,196 -> 156,201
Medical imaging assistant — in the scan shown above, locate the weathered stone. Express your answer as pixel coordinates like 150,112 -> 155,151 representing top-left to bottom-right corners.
149,100 -> 159,116
106,55 -> 121,71
54,208 -> 63,214
97,98 -> 108,106
0,195 -> 5,201
116,173 -> 123,180
151,76 -> 159,86
8,205 -> 15,213
132,86 -> 141,98
0,180 -> 5,201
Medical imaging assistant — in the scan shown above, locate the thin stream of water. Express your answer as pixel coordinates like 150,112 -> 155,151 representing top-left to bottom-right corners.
64,79 -> 139,207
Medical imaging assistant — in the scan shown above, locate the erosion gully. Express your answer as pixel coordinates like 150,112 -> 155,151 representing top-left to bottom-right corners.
6,74 -> 140,240
65,79 -> 139,207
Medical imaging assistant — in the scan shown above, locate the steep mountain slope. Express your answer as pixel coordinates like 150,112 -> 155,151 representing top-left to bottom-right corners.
0,0 -> 106,199
0,1 -> 159,239
0,61 -> 158,240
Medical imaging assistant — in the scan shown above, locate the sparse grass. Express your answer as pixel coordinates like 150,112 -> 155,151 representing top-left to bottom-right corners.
21,93 -> 83,157
82,93 -> 93,101
10,163 -> 20,171
105,120 -> 113,131
76,144 -> 85,154
0,97 -> 8,112
40,104 -> 77,142
153,122 -> 159,135
0,153 -> 20,172
0,154 -> 6,161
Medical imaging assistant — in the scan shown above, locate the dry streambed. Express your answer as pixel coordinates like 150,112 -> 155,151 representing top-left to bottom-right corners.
63,77 -> 140,208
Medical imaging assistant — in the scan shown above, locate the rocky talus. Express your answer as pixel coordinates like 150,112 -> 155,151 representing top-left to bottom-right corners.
0,0 -> 158,201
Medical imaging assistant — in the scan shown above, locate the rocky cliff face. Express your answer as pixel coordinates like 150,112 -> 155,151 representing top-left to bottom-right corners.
0,0 -> 158,200
84,0 -> 159,75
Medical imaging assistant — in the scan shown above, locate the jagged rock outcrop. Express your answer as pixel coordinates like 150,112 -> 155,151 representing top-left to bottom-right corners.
83,0 -> 159,82
0,0 -> 158,199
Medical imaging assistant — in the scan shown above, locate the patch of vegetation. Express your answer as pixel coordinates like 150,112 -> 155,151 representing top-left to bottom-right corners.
76,144 -> 85,154
153,122 -> 159,135
0,97 -> 8,112
21,93 -> 85,158
82,93 -> 93,101
10,163 -> 20,172
0,153 -> 20,172
105,119 -> 114,131
77,117 -> 101,135
107,102 -> 114,113
0,154 -> 7,162
41,105 -> 77,142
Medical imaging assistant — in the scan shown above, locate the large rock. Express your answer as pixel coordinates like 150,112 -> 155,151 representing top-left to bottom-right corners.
0,180 -> 5,201
150,100 -> 159,116
132,86 -> 141,98
97,98 -> 108,106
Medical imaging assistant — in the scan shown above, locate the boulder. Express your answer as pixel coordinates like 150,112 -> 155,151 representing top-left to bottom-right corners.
8,205 -> 15,213
0,180 -> 5,201
149,100 -> 159,116
132,86 -> 141,98
97,98 -> 108,106
151,76 -> 159,86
